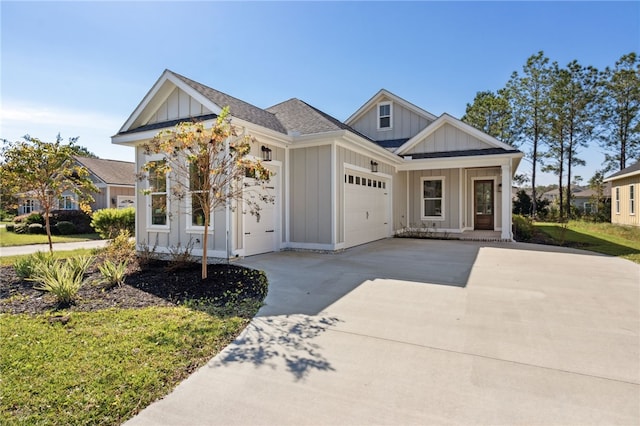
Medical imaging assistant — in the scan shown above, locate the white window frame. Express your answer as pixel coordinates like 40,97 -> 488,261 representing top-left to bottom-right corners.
58,194 -> 75,210
22,199 -> 35,214
377,101 -> 392,130
615,187 -> 620,215
630,184 -> 635,215
186,164 -> 214,234
146,158 -> 170,230
421,176 -> 445,221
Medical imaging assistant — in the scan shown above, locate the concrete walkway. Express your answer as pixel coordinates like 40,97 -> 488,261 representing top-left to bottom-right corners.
0,239 -> 110,257
126,239 -> 640,425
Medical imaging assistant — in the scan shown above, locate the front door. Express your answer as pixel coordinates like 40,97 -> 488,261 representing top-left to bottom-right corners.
474,180 -> 494,230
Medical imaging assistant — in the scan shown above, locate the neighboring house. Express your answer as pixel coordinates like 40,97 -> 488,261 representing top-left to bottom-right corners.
17,156 -> 135,215
604,161 -> 640,227
112,69 -> 523,258
541,185 -> 611,214
572,184 -> 611,214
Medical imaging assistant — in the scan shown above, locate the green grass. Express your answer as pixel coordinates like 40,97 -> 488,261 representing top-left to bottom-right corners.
0,227 -> 101,247
0,249 -> 98,267
0,307 -> 249,425
534,221 -> 640,263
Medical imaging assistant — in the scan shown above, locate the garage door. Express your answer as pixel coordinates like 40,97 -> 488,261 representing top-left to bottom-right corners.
344,170 -> 390,248
244,166 -> 278,256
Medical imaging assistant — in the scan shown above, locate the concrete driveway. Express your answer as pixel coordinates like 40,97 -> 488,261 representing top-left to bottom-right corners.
126,239 -> 640,425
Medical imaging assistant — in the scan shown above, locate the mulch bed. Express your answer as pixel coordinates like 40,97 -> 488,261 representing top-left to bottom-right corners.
0,260 -> 266,315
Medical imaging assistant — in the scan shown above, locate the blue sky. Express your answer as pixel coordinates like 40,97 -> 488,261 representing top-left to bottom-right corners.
1,1 -> 638,186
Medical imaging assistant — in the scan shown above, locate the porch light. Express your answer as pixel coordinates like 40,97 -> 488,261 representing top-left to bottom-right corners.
370,160 -> 378,173
261,145 -> 272,162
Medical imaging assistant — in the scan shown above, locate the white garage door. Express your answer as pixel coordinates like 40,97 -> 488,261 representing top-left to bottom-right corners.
345,170 -> 390,248
244,167 -> 278,257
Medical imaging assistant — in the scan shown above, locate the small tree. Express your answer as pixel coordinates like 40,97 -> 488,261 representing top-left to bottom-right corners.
0,135 -> 98,251
139,107 -> 272,280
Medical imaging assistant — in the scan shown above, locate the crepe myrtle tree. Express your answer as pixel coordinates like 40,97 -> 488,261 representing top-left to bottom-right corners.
139,107 -> 273,280
0,135 -> 98,251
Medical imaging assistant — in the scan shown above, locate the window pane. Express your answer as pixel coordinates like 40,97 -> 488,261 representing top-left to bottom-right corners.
423,180 -> 442,198
424,200 -> 442,217
149,162 -> 167,192
192,196 -> 205,226
379,104 -> 390,116
151,194 -> 167,225
379,116 -> 390,128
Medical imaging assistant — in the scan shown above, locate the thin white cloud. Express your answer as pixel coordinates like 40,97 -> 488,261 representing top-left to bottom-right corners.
0,103 -> 123,133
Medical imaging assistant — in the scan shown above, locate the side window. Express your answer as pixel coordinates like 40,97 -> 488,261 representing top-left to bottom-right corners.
422,178 -> 444,218
148,160 -> 168,226
630,185 -> 635,215
378,102 -> 392,130
615,187 -> 620,214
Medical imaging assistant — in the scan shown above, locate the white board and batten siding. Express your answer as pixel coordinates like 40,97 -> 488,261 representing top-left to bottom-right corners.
350,96 -> 433,142
148,87 -> 213,125
289,145 -> 333,245
405,123 -> 489,154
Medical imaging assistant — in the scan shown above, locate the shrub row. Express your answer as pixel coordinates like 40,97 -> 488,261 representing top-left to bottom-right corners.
8,208 -> 134,237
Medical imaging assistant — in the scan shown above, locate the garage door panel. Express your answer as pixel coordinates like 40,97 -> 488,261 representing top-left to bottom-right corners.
344,170 -> 389,248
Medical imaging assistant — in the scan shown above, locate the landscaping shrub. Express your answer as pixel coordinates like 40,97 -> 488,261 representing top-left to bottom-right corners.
27,223 -> 45,234
14,251 -> 56,280
15,213 -> 45,225
48,210 -> 93,233
66,255 -> 95,281
90,207 -> 135,239
98,259 -> 128,288
512,214 -> 534,242
30,259 -> 86,306
13,223 -> 28,234
54,221 -> 76,235
101,230 -> 136,264
5,224 -> 15,232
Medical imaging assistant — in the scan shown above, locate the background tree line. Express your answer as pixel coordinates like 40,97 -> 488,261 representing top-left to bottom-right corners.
462,51 -> 639,220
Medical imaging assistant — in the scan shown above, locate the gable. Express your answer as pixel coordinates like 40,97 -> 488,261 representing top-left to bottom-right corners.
142,86 -> 213,127
404,122 -> 493,155
349,95 -> 434,143
345,89 -> 437,144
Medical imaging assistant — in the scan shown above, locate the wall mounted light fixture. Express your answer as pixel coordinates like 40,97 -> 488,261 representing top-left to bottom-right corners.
370,160 -> 378,173
261,145 -> 272,162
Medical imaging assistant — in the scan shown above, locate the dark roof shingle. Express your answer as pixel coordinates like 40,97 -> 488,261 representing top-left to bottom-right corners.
404,148 -> 520,160
74,156 -> 135,186
605,161 -> 640,180
170,71 -> 288,134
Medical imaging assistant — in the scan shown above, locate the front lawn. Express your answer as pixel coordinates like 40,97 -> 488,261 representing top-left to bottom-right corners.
0,227 -> 101,247
533,221 -> 640,263
0,257 -> 268,425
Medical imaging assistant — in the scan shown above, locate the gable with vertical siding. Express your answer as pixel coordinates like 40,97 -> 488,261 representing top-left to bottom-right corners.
349,95 -> 433,143
405,123 -> 493,155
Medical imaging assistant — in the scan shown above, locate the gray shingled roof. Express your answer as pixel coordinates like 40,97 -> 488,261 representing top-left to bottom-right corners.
170,71 -> 288,134
74,156 -> 135,186
266,98 -> 374,141
405,148 -> 520,160
605,161 -> 640,180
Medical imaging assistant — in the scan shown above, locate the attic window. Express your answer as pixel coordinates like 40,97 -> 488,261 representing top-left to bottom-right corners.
378,102 -> 392,130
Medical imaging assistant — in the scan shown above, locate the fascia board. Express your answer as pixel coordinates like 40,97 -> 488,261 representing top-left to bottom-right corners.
164,72 -> 223,116
603,170 -> 640,182
118,70 -> 173,133
397,153 -> 522,172
395,114 -> 516,155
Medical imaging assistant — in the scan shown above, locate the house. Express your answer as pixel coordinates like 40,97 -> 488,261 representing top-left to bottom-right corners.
572,184 -> 611,214
17,156 -> 135,215
541,185 -> 611,214
111,70 -> 523,258
604,161 -> 640,226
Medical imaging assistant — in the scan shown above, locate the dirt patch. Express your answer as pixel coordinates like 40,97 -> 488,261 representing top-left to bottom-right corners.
0,260 -> 267,315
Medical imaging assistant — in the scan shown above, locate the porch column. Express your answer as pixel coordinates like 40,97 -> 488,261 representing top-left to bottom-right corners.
501,163 -> 512,240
